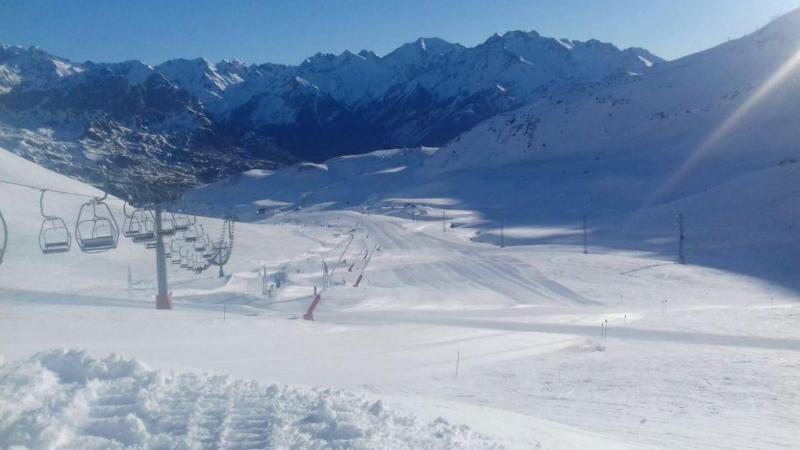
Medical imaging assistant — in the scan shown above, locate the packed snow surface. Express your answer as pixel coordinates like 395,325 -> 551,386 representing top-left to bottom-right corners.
3,10 -> 800,448
2,144 -> 799,449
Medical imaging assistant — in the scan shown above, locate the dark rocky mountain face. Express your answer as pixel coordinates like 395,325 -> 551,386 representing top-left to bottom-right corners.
0,35 -> 661,196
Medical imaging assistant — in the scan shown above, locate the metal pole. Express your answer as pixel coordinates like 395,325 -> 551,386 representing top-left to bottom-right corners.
678,213 -> 686,264
154,206 -> 172,309
442,210 -> 446,233
582,216 -> 588,255
217,246 -> 225,278
500,217 -> 505,248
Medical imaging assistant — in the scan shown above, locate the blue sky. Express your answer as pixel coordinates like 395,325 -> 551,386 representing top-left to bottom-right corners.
0,0 -> 798,65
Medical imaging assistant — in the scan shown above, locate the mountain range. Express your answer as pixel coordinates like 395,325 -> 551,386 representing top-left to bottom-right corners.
0,32 -> 661,195
185,6 -> 800,287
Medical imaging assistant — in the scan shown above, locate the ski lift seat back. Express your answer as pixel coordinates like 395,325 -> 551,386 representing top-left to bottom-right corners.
75,191 -> 119,254
130,209 -> 156,243
40,219 -> 71,254
38,190 -> 72,255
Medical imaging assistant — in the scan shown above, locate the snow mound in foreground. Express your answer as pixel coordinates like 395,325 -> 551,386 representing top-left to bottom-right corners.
0,349 -> 497,449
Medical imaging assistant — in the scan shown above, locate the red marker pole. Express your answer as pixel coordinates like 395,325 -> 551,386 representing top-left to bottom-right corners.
303,286 -> 322,321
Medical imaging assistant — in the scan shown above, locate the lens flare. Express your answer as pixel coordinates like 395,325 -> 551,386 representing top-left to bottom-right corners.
646,47 -> 800,205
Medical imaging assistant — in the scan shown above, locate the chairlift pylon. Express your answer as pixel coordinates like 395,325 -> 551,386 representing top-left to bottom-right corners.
38,190 -> 71,254
74,190 -> 119,253
208,217 -> 235,268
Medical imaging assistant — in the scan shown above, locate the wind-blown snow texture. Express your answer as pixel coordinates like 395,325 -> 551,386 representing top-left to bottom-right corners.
0,31 -> 660,194
0,349 -> 495,449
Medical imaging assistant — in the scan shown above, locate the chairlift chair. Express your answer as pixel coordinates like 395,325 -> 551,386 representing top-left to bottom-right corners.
130,209 -> 156,243
122,202 -> 140,238
74,191 -> 119,253
171,247 -> 182,265
172,199 -> 192,231
158,211 -> 177,236
0,210 -> 7,265
181,216 -> 200,242
38,190 -> 72,254
179,248 -> 191,269
193,256 -> 208,274
194,233 -> 208,252
173,214 -> 191,231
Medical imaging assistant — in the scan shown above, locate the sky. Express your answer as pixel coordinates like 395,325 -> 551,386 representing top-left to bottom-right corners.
0,0 -> 798,65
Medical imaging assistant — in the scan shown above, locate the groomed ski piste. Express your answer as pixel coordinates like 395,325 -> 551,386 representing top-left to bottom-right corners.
1,142 -> 799,450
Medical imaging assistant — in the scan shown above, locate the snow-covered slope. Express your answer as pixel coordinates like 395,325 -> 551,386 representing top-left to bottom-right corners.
429,8 -> 800,175
390,6 -> 800,286
3,145 -> 799,449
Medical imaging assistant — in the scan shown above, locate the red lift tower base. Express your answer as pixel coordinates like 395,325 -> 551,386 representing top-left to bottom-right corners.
156,293 -> 173,310
303,287 -> 321,321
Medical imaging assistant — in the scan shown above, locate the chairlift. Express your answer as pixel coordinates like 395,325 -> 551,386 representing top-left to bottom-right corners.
159,211 -> 177,236
122,202 -> 140,238
172,198 -> 192,231
38,190 -> 72,254
171,247 -> 182,265
179,248 -> 191,268
193,255 -> 208,274
130,209 -> 156,243
182,216 -> 200,242
74,190 -> 119,253
0,210 -> 7,265
194,232 -> 208,252
174,214 -> 191,231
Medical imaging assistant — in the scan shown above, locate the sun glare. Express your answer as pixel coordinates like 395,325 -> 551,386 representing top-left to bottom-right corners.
646,47 -> 800,205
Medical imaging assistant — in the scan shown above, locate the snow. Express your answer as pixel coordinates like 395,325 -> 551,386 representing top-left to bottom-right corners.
0,349 -> 495,449
637,55 -> 654,67
3,9 -> 800,449
2,144 -> 799,448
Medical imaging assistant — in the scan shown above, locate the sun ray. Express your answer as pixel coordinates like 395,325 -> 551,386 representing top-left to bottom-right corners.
645,47 -> 800,206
